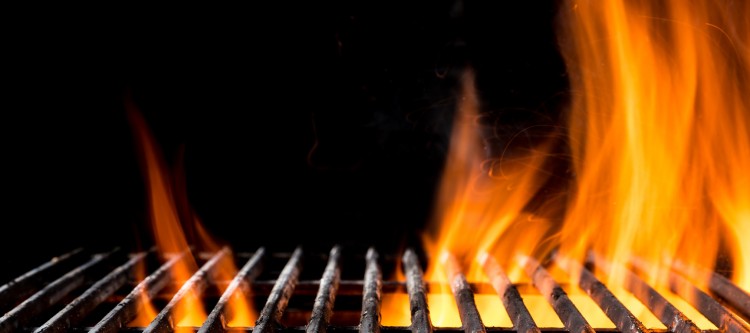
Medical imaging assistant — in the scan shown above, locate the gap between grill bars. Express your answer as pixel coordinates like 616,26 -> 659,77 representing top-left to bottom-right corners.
1,246 -> 749,332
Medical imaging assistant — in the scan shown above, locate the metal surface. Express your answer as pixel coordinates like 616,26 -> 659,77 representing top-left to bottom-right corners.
199,248 -> 266,333
479,253 -> 539,333
34,252 -> 149,333
143,248 -> 231,333
520,256 -> 595,333
254,247 -> 304,333
359,248 -> 382,333
90,251 -> 188,333
0,249 -> 116,333
443,252 -> 485,333
554,256 -> 648,333
403,249 -> 433,333
590,254 -> 701,333
2,247 -> 748,333
307,246 -> 342,333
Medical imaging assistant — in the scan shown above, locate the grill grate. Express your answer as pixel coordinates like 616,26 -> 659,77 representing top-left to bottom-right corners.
1,246 -> 749,333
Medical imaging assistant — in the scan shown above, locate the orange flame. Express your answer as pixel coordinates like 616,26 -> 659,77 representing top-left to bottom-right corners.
396,0 -> 750,328
128,256 -> 160,326
559,0 -> 750,293
128,105 -> 256,329
386,70 -> 555,327
194,219 -> 257,326
129,107 -> 207,329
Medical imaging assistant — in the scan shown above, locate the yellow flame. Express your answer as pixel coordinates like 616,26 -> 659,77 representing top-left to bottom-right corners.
380,260 -> 411,327
559,0 -> 750,295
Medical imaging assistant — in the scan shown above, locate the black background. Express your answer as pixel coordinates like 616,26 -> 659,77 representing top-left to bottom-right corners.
2,1 -> 567,263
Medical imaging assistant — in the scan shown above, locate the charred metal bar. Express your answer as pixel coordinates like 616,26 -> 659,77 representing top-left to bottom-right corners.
478,252 -> 539,333
0,248 -> 83,313
0,249 -> 116,333
589,254 -> 700,333
144,247 -> 231,333
554,256 -> 648,333
307,246 -> 343,333
199,247 -> 266,333
402,249 -> 433,333
254,247 -> 304,333
89,251 -> 187,333
705,274 -> 750,322
519,255 -> 595,333
359,247 -> 382,333
34,252 -> 150,333
672,260 -> 750,321
442,252 -> 485,333
629,258 -> 750,333
667,275 -> 750,333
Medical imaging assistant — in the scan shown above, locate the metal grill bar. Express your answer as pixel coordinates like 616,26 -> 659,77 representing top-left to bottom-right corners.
144,247 -> 231,333
199,247 -> 265,333
554,256 -> 648,333
34,251 -> 149,333
0,249 -> 116,333
90,251 -> 188,333
671,260 -> 750,322
6,247 -> 750,332
0,248 -> 83,313
359,247 -> 382,333
478,253 -> 539,333
403,249 -> 433,333
520,255 -> 595,333
307,246 -> 342,333
443,252 -> 485,333
254,247 -> 303,333
589,254 -> 700,333
629,258 -> 750,333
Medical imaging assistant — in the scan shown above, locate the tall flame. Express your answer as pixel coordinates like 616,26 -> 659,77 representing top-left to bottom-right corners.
388,0 -> 750,328
128,104 -> 256,329
559,0 -> 750,292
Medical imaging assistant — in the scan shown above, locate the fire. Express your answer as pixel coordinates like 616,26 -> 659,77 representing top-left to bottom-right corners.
382,70 -> 555,326
559,0 -> 750,292
128,105 -> 256,329
128,257 -> 160,326
386,0 -> 750,328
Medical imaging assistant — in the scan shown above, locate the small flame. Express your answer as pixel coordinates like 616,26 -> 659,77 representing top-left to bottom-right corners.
194,219 -> 257,326
380,257 -> 411,327
128,104 -> 256,328
128,256 -> 160,326
129,107 -> 207,328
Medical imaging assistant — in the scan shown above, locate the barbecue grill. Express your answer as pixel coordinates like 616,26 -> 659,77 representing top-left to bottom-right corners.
2,245 -> 748,332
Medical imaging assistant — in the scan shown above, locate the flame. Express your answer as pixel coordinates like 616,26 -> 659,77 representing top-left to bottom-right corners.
128,105 -> 256,329
385,69 -> 555,326
559,0 -> 750,293
129,107 -> 207,329
194,219 -> 257,326
128,256 -> 160,326
405,0 -> 750,327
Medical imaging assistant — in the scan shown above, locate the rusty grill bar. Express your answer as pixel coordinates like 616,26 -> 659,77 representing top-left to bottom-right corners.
2,247 -> 749,333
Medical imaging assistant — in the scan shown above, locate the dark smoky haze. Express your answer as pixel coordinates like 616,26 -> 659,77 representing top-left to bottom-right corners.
2,1 -> 567,265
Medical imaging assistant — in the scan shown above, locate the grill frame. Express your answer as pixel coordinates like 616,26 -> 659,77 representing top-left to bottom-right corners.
1,246 -> 749,333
